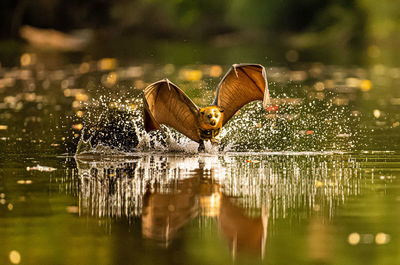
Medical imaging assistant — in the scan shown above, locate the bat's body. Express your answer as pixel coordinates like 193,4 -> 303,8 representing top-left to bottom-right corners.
143,64 -> 271,152
197,106 -> 224,151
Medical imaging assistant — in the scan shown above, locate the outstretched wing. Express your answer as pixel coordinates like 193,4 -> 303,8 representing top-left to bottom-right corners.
143,79 -> 201,142
213,64 -> 271,125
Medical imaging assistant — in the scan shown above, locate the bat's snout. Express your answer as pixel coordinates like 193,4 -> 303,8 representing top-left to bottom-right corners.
210,120 -> 216,126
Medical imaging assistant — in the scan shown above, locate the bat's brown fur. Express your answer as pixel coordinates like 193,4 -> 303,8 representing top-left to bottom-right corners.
198,106 -> 224,141
143,64 -> 271,152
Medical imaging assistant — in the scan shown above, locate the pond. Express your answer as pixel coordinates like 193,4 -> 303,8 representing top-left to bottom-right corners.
1,41 -> 400,264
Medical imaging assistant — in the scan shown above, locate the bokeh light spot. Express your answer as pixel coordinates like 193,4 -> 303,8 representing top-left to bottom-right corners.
348,233 -> 360,245
375,233 -> 390,245
9,250 -> 21,264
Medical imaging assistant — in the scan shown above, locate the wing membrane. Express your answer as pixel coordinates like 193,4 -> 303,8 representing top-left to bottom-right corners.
143,79 -> 201,142
213,64 -> 270,125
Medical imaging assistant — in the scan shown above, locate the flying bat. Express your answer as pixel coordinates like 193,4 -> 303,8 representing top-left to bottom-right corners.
143,64 -> 271,151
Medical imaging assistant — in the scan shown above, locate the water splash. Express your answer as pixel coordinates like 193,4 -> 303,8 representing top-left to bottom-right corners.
76,91 -> 362,155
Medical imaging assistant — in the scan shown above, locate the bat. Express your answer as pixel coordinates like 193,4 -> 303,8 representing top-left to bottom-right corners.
143,64 -> 271,151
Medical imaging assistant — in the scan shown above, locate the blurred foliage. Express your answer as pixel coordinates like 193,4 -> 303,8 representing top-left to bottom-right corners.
1,0 -> 109,37
0,0 -> 399,45
228,0 -> 330,32
359,0 -> 400,40
110,0 -> 230,38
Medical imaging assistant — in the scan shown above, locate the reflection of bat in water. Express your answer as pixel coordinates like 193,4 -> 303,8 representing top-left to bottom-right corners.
143,64 -> 271,151
142,179 -> 199,246
218,195 -> 268,259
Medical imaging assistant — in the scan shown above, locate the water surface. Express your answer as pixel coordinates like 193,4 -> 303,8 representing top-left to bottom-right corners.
1,46 -> 400,264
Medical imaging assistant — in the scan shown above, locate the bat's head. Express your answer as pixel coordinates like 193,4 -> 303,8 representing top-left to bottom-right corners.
199,106 -> 224,129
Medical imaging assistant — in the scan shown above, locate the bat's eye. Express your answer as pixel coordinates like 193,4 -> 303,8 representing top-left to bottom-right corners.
208,114 -> 212,118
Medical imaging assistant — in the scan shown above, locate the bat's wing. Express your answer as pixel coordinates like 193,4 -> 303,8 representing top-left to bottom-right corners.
143,79 -> 201,142
213,64 -> 271,126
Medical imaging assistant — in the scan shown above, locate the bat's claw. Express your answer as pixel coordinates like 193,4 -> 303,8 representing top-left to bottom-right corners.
198,141 -> 205,152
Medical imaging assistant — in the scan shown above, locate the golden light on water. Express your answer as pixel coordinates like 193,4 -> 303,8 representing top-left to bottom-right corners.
26,165 -> 56,172
75,92 -> 89,102
348,232 -> 360,245
19,70 -> 32,80
348,232 -> 390,245
102,72 -> 118,87
290,70 -> 307,81
66,206 -> 79,214
316,92 -> 325,100
79,62 -> 90,74
72,124 -> 83,130
314,82 -> 325,91
200,192 -> 221,217
98,58 -> 117,71
117,66 -> 143,80
72,100 -> 82,109
17,180 -> 32,184
361,80 -> 372,91
209,65 -> 223,77
315,180 -> 324,188
346,77 -> 361,88
324,79 -> 335,89
375,233 -> 390,245
128,104 -> 137,111
61,79 -> 70,90
309,63 -> 323,77
180,69 -> 202,81
108,102 -> 118,109
64,88 -> 85,97
333,97 -> 349,106
20,53 -> 31,66
1,31 -> 400,264
9,250 -> 21,264
20,53 -> 36,67
373,109 -> 381,118
134,80 -> 146,89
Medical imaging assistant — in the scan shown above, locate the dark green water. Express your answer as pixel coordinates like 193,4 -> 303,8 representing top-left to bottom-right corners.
1,43 -> 400,264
